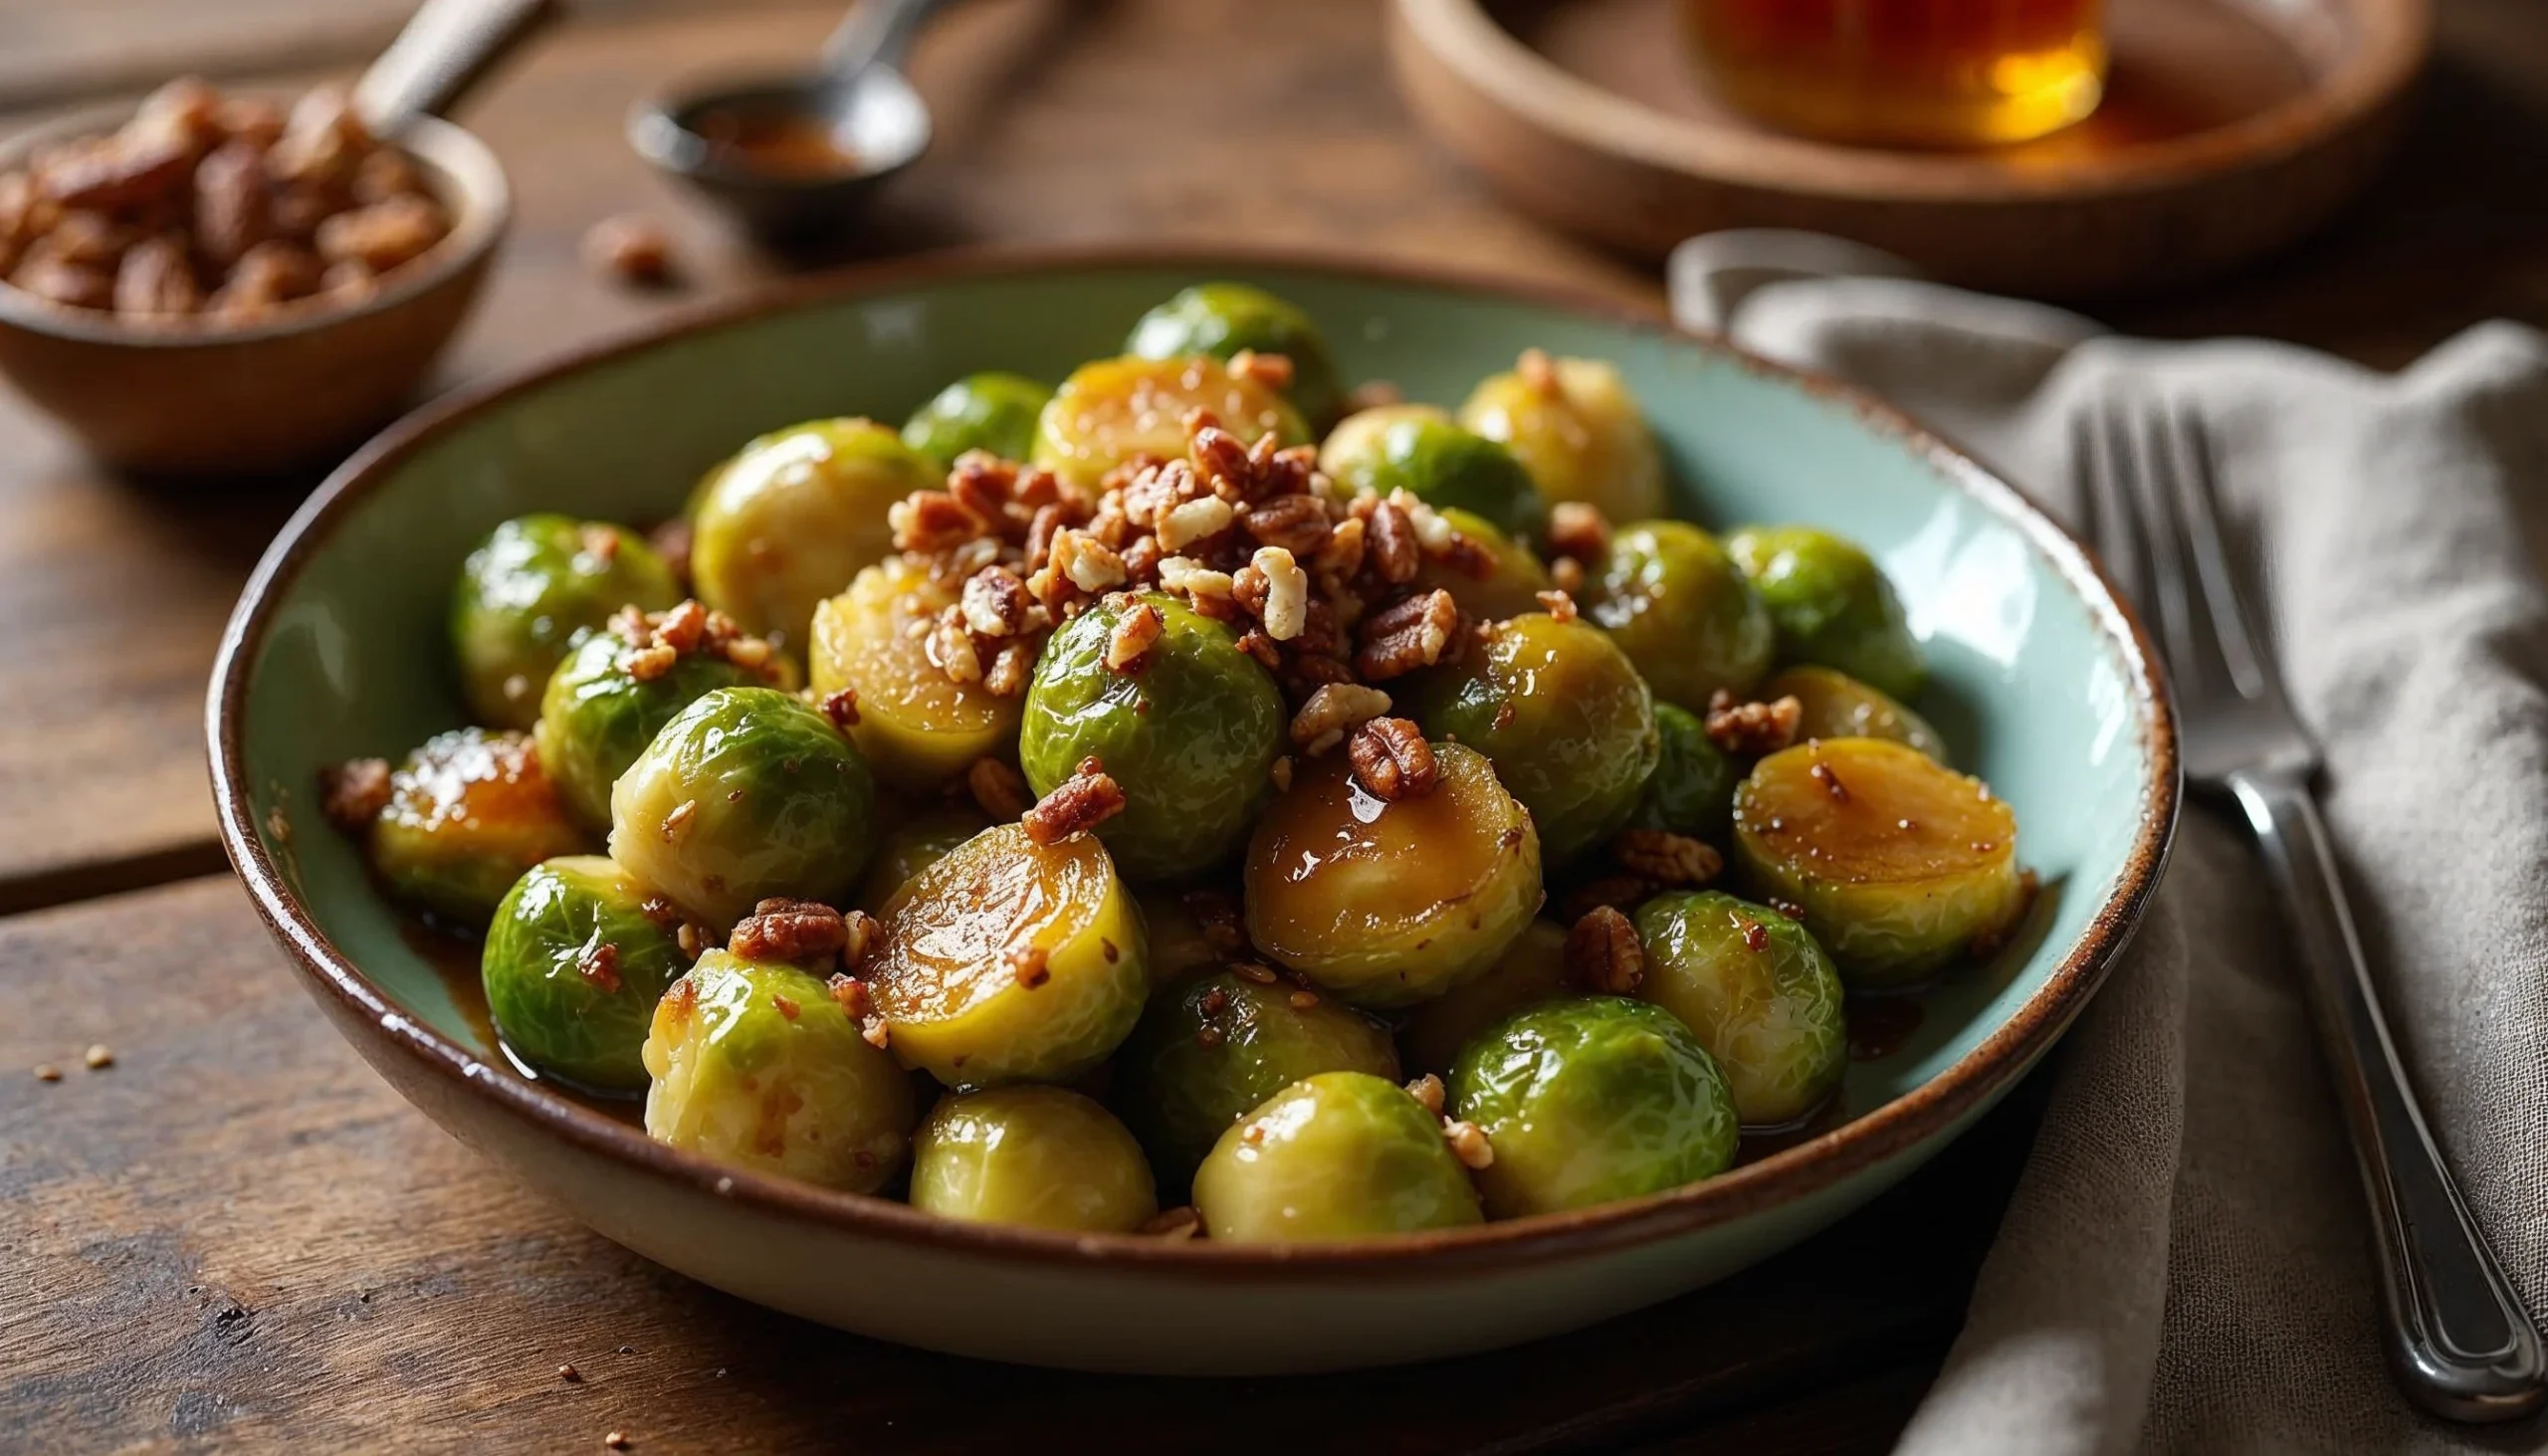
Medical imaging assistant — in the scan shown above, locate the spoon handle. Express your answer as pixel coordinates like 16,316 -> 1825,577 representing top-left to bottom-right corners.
821,0 -> 950,80
356,0 -> 560,137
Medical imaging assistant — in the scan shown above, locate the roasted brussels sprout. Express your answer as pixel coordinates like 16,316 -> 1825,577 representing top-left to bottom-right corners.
533,625 -> 770,831
1635,890 -> 1846,1127
1126,283 -> 1344,429
1765,665 -> 1947,761
1732,737 -> 2023,986
1589,520 -> 1775,712
689,418 -> 941,651
1726,526 -> 1926,702
870,823 -> 1149,1088
1398,920 -> 1571,1077
1315,409 -> 1545,544
1450,997 -> 1738,1217
1019,592 -> 1285,885
1405,611 -> 1659,866
809,558 -> 1025,788
369,727 -> 586,927
482,856 -> 688,1093
910,1086 -> 1159,1232
901,371 -> 1051,469
1457,352 -> 1664,522
1628,702 -> 1738,842
1242,743 -> 1541,1007
642,950 -> 918,1192
452,515 -> 681,729
1111,968 -> 1401,1188
1318,403 -> 1443,489
1032,354 -> 1309,492
607,687 -> 878,927
1191,1071 -> 1483,1242
853,805 -> 989,918
1413,507 -> 1552,621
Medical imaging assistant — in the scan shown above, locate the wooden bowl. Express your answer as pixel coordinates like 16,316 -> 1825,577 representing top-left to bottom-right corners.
1391,0 -> 2431,300
0,106 -> 508,476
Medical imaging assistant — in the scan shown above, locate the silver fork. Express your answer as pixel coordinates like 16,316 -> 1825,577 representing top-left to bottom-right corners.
2080,400 -> 2547,1423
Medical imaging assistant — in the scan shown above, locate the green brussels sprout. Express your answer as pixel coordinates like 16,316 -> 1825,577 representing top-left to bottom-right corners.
1457,353 -> 1664,522
1111,968 -> 1401,1189
1726,526 -> 1926,702
607,687 -> 878,927
1764,665 -> 1947,761
910,1086 -> 1159,1233
1318,403 -> 1443,490
809,558 -> 1025,788
1315,409 -> 1546,544
1450,997 -> 1738,1217
1732,738 -> 2025,987
1032,354 -> 1309,492
901,371 -> 1052,469
1243,743 -> 1542,1008
452,515 -> 681,729
870,823 -> 1149,1088
482,856 -> 689,1093
532,619 -> 776,831
689,418 -> 941,652
1126,283 -> 1345,429
1628,702 -> 1738,842
1404,611 -> 1659,867
1634,890 -> 1846,1127
853,805 -> 989,918
1191,1071 -> 1483,1242
368,727 -> 587,927
1399,920 -> 1571,1077
1019,592 -> 1285,885
1414,508 -> 1552,621
642,949 -> 918,1192
1589,520 -> 1776,712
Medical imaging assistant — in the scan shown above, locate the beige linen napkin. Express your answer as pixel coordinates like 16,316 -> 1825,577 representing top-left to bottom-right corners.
1669,231 -> 2548,1455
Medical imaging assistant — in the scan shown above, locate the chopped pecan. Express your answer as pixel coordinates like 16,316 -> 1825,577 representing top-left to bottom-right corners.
960,565 -> 1035,637
1251,546 -> 1308,641
192,139 -> 268,267
1536,589 -> 1579,623
113,236 -> 197,316
1289,683 -> 1391,752
891,491 -> 985,553
1404,1073 -> 1446,1117
1106,598 -> 1163,672
1315,515 -> 1367,579
1546,502 -> 1611,564
1156,494 -> 1235,552
1189,426 -> 1256,500
1234,628 -> 1281,672
983,639 -> 1038,698
1008,943 -> 1052,989
1348,717 -> 1437,800
1353,588 -> 1460,681
1705,693 -> 1803,754
1517,346 -> 1563,398
314,193 -> 446,273
1367,501 -> 1420,584
1226,348 -> 1294,390
1566,905 -> 1644,994
265,86 -> 371,189
12,256 -> 111,311
1242,494 -> 1332,556
820,687 -> 860,729
928,604 -> 983,685
583,212 -> 676,287
730,899 -> 849,964
1432,530 -> 1499,580
1612,828 -> 1723,887
1021,756 -> 1126,845
840,909 -> 883,972
966,756 -> 1031,821
576,942 -> 623,994
209,240 -> 319,318
1443,1120 -> 1495,1170
318,757 -> 392,831
37,132 -> 192,212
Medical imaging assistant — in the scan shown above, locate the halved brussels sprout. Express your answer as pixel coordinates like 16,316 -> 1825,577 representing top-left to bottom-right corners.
810,558 -> 1025,788
607,687 -> 878,927
1628,702 -> 1738,843
1590,520 -> 1775,712
482,856 -> 689,1093
452,515 -> 682,730
1635,890 -> 1846,1127
1726,526 -> 1926,702
1126,283 -> 1344,429
1732,737 -> 2023,986
1414,507 -> 1552,621
1242,743 -> 1541,1007
1111,968 -> 1401,1189
1404,611 -> 1659,867
1457,353 -> 1664,522
533,625 -> 771,831
901,371 -> 1051,469
1032,354 -> 1309,492
689,419 -> 941,652
869,823 -> 1149,1088
1765,665 -> 1947,761
1315,409 -> 1545,544
853,805 -> 989,918
1450,996 -> 1738,1217
1398,919 -> 1571,1077
369,727 -> 587,927
642,949 -> 918,1192
1191,1071 -> 1483,1242
910,1086 -> 1159,1233
1019,592 -> 1285,885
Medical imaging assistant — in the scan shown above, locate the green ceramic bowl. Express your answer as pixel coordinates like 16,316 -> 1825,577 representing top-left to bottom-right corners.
209,247 -> 2175,1375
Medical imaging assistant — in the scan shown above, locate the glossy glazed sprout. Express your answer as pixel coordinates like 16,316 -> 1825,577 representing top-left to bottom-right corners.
689,418 -> 941,651
1032,353 -> 1308,492
367,727 -> 587,927
452,515 -> 681,729
532,603 -> 783,831
1191,1071 -> 1483,1242
1629,702 -> 1738,843
1589,520 -> 1776,712
810,557 -> 1027,788
1635,890 -> 1846,1128
902,371 -> 1052,471
911,1086 -> 1159,1233
1764,665 -> 1947,761
1126,283 -> 1345,429
1411,507 -> 1551,622
1726,525 -> 1927,702
1316,407 -> 1547,545
482,855 -> 689,1093
1458,350 -> 1665,522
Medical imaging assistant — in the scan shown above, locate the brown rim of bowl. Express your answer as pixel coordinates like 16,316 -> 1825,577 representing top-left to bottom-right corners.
207,241 -> 2179,1282
0,104 -> 509,348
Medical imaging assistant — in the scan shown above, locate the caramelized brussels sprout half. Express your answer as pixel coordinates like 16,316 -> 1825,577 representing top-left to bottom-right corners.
533,625 -> 769,831
1243,743 -> 1541,1007
1127,283 -> 1344,429
1635,891 -> 1845,1127
1191,1072 -> 1483,1242
853,805 -> 989,918
1019,592 -> 1285,885
1589,520 -> 1775,712
1316,409 -> 1545,544
369,727 -> 587,927
870,823 -> 1149,1088
1398,920 -> 1571,1077
689,419 -> 941,651
452,515 -> 681,729
1033,354 -> 1308,492
1628,702 -> 1737,842
1457,353 -> 1664,522
642,950 -> 918,1192
901,371 -> 1051,470
1732,738 -> 2023,986
1450,997 -> 1738,1216
607,687 -> 877,927
911,1086 -> 1159,1233
1765,665 -> 1947,761
809,558 -> 1025,788
1111,968 -> 1400,1188
1414,508 -> 1552,621
482,856 -> 688,1093
1726,526 -> 1926,702
1404,611 -> 1659,866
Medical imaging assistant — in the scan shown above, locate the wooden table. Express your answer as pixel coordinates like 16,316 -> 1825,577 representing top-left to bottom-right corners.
5,1 -> 2543,1450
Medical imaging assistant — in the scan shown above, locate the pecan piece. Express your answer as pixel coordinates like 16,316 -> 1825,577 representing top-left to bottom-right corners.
1289,682 -> 1391,753
1611,829 -> 1723,887
1353,588 -> 1460,681
193,139 -> 270,267
112,236 -> 199,316
960,564 -> 1035,637
967,756 -> 1032,821
1021,757 -> 1127,845
1105,598 -> 1163,672
730,898 -> 849,964
576,942 -> 623,994
1566,905 -> 1644,994
1348,718 -> 1437,801
37,132 -> 193,212
1367,501 -> 1420,584
1704,692 -> 1803,755
314,193 -> 446,274
583,212 -> 677,287
1242,494 -> 1333,556
1545,502 -> 1611,564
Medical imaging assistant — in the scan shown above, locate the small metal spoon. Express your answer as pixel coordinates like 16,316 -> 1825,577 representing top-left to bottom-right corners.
629,0 -> 946,247
354,0 -> 558,137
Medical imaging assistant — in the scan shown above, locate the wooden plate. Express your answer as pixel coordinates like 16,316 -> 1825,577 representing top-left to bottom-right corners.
1390,0 -> 2431,300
